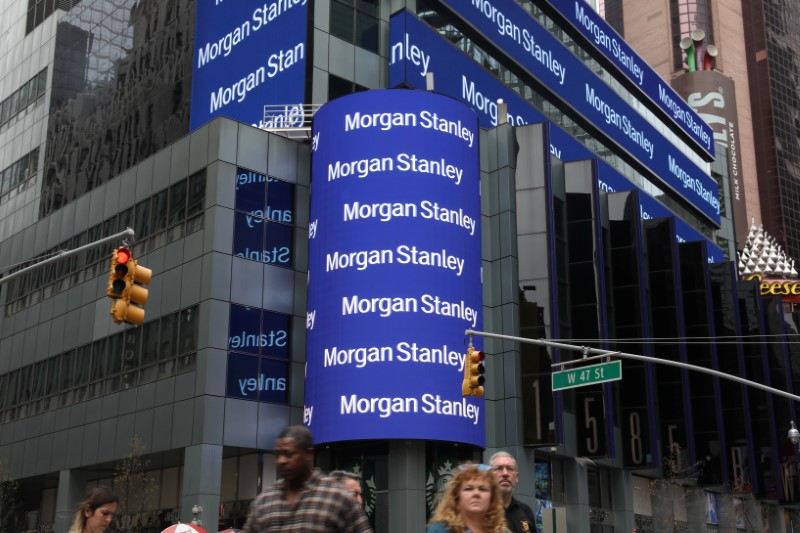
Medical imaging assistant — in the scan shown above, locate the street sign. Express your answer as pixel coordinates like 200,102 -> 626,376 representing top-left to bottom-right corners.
552,360 -> 622,391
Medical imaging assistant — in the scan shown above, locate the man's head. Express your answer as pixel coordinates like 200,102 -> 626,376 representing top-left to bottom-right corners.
276,425 -> 315,488
489,451 -> 519,500
329,470 -> 364,506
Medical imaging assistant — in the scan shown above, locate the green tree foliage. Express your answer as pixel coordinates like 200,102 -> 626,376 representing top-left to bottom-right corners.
0,459 -> 20,533
112,436 -> 159,533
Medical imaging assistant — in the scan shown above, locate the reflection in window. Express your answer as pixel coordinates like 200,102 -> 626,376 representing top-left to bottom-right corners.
233,170 -> 295,268
262,311 -> 290,359
266,178 -> 294,223
229,305 -> 262,355
225,353 -> 289,404
233,211 -> 265,261
264,222 -> 293,267
236,169 -> 267,215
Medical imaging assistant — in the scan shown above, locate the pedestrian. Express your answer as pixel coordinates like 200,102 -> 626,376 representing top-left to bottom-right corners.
329,470 -> 364,507
427,463 -> 508,533
68,486 -> 118,533
243,425 -> 372,533
489,452 -> 536,533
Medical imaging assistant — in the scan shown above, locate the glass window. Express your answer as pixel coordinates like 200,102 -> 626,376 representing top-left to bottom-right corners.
168,179 -> 187,227
18,366 -> 32,403
46,355 -> 61,397
356,11 -> 379,51
29,147 -> 39,177
226,352 -> 259,400
90,339 -> 106,383
262,311 -> 290,359
229,305 -> 261,354
0,374 -> 6,410
5,371 -> 18,408
134,199 -> 151,239
0,99 -> 9,125
233,211 -> 264,261
141,320 -> 160,366
37,69 -> 47,98
123,328 -> 141,373
266,178 -> 294,224
60,350 -> 75,391
160,312 -> 179,361
179,306 -> 199,353
187,170 -> 206,217
264,222 -> 293,267
236,168 -> 267,216
74,345 -> 91,386
9,90 -> 19,117
150,189 -> 169,234
107,332 -> 124,376
118,207 -> 134,234
330,1 -> 355,44
31,362 -> 45,401
259,358 -> 288,403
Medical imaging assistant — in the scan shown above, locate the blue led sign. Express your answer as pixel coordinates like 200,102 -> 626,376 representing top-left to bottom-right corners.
540,0 -> 714,160
190,0 -> 307,130
391,12 -> 547,129
434,0 -> 720,224
305,89 -> 484,446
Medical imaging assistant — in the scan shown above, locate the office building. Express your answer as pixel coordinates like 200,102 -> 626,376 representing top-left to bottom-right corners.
0,0 -> 798,531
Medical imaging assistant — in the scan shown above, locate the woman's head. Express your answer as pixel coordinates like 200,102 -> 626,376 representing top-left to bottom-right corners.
429,464 -> 506,533
72,486 -> 118,533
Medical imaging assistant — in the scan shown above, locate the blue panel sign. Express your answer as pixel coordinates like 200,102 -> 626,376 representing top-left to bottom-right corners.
306,89 -> 484,446
540,0 -> 714,159
390,11 -> 547,130
190,0 -> 307,130
434,0 -> 720,224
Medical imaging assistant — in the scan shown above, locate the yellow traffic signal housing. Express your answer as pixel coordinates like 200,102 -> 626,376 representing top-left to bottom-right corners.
107,247 -> 132,299
108,248 -> 152,326
462,346 -> 486,398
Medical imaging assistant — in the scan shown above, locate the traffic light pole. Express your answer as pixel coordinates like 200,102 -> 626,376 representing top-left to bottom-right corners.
465,328 -> 800,403
0,227 -> 135,288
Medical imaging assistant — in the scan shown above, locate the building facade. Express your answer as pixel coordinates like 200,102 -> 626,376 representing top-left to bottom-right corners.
1,0 -> 799,532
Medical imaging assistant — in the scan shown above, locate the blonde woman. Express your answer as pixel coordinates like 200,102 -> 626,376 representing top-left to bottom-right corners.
427,464 -> 508,533
68,486 -> 118,533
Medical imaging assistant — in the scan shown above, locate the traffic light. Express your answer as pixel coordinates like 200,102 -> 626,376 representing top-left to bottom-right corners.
462,346 -> 485,398
107,247 -> 132,299
107,247 -> 152,326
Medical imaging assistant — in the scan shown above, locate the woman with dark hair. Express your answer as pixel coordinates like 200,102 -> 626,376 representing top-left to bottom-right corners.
427,464 -> 508,533
68,486 -> 118,533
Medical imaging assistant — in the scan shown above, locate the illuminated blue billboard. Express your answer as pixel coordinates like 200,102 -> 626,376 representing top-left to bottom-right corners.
434,0 -> 720,224
190,0 -> 307,130
391,11 -> 547,130
305,89 -> 484,446
541,0 -> 714,160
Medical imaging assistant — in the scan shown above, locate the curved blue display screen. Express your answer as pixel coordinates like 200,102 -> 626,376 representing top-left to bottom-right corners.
305,90 -> 484,446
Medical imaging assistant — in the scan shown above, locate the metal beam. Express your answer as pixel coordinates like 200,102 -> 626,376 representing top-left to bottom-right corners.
0,228 -> 135,287
465,328 -> 800,403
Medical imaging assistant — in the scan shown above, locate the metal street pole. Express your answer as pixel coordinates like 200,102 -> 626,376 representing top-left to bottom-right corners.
465,328 -> 800,403
0,227 -> 135,287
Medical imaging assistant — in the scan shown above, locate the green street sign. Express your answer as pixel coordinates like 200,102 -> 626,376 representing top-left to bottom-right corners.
552,360 -> 622,391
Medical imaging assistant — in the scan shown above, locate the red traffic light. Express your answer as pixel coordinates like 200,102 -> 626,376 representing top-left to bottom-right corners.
116,247 -> 131,264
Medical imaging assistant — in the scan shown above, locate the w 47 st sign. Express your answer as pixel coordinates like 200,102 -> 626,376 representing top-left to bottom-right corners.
551,361 -> 622,391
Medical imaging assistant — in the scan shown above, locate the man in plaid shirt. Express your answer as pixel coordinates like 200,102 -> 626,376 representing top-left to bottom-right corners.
243,425 -> 372,533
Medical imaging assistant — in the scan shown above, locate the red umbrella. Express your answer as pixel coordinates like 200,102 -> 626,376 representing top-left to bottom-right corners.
160,524 -> 209,533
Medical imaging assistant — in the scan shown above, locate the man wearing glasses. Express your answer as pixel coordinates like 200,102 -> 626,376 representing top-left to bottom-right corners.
489,451 -> 536,533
